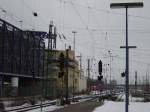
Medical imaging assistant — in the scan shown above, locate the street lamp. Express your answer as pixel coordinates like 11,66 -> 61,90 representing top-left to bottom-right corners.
72,31 -> 77,53
110,1 -> 143,112
110,0 -> 143,8
72,31 -> 77,102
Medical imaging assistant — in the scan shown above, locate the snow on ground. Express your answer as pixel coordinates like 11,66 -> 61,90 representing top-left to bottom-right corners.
131,97 -> 144,102
71,97 -> 93,104
120,94 -> 144,102
5,103 -> 31,110
27,105 -> 63,112
5,100 -> 57,110
5,94 -> 91,112
93,101 -> 150,112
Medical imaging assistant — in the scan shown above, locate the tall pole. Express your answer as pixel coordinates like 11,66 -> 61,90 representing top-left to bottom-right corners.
72,31 -> 77,53
120,13 -> 136,112
87,59 -> 90,79
110,3 -> 143,112
125,6 -> 129,112
146,64 -> 150,92
135,71 -> 137,92
65,49 -> 69,104
46,22 -> 52,97
72,31 -> 76,101
87,59 -> 90,91
79,54 -> 82,77
108,51 -> 112,85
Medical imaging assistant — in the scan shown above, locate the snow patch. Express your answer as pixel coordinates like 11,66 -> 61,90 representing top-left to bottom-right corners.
93,101 -> 150,112
27,105 -> 63,112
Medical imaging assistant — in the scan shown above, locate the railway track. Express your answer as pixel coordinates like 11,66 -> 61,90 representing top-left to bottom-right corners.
5,95 -> 98,112
6,100 -> 56,112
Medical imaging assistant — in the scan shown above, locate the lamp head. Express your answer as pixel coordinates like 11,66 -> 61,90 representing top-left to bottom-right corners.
110,0 -> 143,8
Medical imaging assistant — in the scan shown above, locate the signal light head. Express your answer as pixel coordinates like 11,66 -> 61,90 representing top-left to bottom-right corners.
121,72 -> 126,77
98,60 -> 102,75
98,75 -> 103,81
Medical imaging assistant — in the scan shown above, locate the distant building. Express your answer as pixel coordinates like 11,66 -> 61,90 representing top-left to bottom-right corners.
78,71 -> 87,93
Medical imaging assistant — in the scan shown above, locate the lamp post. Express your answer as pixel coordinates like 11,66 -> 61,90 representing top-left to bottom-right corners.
72,31 -> 77,102
72,31 -> 77,53
110,1 -> 143,112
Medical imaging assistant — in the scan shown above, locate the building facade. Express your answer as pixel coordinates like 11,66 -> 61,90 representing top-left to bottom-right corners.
78,71 -> 87,93
45,47 -> 80,98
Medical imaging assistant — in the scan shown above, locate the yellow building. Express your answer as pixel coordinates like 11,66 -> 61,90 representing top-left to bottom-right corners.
45,47 -> 80,98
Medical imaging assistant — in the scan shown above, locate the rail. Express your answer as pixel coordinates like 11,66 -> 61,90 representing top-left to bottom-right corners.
5,95 -> 98,112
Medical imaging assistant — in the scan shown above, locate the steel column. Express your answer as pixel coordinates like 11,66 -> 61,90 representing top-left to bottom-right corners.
125,6 -> 129,112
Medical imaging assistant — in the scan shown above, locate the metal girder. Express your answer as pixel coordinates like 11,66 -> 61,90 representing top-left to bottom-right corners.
0,18 -> 45,79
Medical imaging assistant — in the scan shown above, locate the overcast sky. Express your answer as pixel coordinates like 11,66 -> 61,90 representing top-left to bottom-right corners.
0,0 -> 150,84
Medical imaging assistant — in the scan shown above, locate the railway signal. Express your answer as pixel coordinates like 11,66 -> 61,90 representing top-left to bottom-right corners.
98,60 -> 102,75
121,72 -> 126,77
98,75 -> 103,81
58,53 -> 65,78
98,60 -> 103,81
